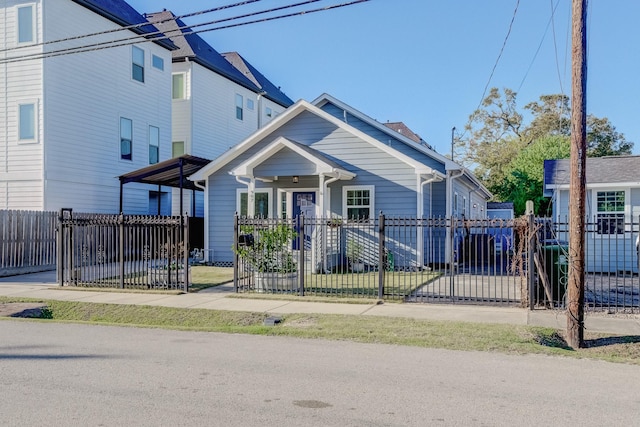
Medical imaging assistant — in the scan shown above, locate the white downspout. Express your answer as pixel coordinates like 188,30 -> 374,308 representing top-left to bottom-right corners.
417,173 -> 442,268
445,169 -> 464,264
319,172 -> 344,273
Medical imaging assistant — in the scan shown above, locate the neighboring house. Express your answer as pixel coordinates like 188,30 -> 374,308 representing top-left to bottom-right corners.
544,156 -> 640,273
0,0 -> 177,213
146,10 -> 294,217
189,93 -> 491,266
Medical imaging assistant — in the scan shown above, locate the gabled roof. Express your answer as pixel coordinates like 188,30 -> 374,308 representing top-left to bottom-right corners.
383,121 -> 431,148
544,156 -> 640,196
146,11 -> 257,91
222,52 -> 294,108
312,93 -> 456,170
311,94 -> 492,199
71,0 -> 176,51
189,97 -> 446,183
231,137 -> 355,180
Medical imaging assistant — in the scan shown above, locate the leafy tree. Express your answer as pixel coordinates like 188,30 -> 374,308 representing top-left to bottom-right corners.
498,136 -> 570,215
459,88 -> 633,214
586,115 -> 632,157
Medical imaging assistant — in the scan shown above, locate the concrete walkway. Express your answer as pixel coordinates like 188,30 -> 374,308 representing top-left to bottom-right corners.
1,271 -> 639,335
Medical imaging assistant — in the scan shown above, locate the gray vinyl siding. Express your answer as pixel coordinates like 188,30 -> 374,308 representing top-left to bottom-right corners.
319,103 -> 446,174
254,147 -> 317,176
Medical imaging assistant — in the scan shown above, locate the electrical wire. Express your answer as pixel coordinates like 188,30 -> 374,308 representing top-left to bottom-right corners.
0,0 -> 325,64
475,0 -> 521,113
0,0 -> 262,53
517,0 -> 561,92
0,0 -> 368,64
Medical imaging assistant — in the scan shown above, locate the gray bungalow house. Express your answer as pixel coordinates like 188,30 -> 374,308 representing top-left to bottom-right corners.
544,155 -> 640,273
189,94 -> 491,266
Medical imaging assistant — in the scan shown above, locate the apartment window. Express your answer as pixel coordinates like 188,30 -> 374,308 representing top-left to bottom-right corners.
596,190 -> 625,235
247,99 -> 254,110
266,107 -> 272,118
132,46 -> 144,83
172,141 -> 184,158
149,126 -> 159,164
172,74 -> 185,99
152,54 -> 164,71
120,117 -> 132,160
18,103 -> 36,141
235,94 -> 243,120
17,5 -> 34,44
237,190 -> 271,218
343,186 -> 374,220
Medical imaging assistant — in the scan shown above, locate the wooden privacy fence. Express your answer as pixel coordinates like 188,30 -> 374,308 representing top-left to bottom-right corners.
58,209 -> 190,291
0,210 -> 57,276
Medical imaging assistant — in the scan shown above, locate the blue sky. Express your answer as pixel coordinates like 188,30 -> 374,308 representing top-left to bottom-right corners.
128,0 -> 640,156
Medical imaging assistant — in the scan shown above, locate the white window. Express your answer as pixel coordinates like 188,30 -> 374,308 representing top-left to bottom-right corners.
132,46 -> 144,83
343,185 -> 374,220
266,107 -> 272,118
247,99 -> 254,110
172,141 -> 184,158
120,117 -> 132,160
149,126 -> 159,164
237,189 -> 272,218
172,73 -> 185,99
152,54 -> 164,71
596,190 -> 626,235
17,5 -> 34,44
18,102 -> 36,142
235,94 -> 243,120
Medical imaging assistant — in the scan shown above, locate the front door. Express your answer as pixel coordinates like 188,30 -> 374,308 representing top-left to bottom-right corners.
292,192 -> 316,250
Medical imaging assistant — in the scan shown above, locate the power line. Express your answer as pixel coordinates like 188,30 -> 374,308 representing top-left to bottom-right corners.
0,0 -> 368,64
475,0 -> 521,111
457,0 -> 520,143
1,0 -> 324,63
517,0 -> 561,92
0,0 -> 262,54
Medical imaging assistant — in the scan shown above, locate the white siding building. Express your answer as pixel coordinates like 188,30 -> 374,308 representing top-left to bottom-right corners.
147,11 -> 294,216
0,0 -> 176,213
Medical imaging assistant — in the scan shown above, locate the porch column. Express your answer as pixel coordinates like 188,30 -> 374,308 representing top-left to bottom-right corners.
247,178 -> 256,217
416,175 -> 424,267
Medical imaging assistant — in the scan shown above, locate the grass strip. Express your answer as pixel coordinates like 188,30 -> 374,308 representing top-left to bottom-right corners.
1,296 -> 638,365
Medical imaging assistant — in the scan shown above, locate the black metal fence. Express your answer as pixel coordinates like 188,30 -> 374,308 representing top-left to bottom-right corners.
234,214 -> 526,304
234,214 -> 640,313
58,209 -> 189,291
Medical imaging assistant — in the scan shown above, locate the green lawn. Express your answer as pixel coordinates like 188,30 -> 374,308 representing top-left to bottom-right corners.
1,296 -> 638,365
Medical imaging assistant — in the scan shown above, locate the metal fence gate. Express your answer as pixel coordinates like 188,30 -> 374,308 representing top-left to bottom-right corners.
58,209 -> 189,291
233,214 -> 527,305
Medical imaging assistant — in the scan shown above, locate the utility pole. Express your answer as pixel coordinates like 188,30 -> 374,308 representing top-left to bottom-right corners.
451,127 -> 456,161
567,0 -> 587,348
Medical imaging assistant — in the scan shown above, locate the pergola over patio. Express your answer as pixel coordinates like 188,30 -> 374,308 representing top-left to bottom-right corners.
118,154 -> 210,215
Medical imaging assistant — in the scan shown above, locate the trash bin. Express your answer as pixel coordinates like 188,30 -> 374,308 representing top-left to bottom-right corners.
541,242 -> 569,305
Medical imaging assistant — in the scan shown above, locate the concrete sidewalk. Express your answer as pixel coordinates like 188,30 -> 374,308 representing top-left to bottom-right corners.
1,272 -> 639,335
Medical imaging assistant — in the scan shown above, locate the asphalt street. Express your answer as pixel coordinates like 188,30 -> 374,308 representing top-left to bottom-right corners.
1,320 -> 638,426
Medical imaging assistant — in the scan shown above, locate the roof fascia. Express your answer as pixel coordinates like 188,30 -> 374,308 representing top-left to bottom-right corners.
231,136 -> 356,178
190,99 -> 444,182
312,93 -> 457,170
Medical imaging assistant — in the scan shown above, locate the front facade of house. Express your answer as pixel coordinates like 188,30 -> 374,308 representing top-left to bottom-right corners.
190,94 -> 491,266
0,0 -> 176,213
544,156 -> 640,273
148,11 -> 294,217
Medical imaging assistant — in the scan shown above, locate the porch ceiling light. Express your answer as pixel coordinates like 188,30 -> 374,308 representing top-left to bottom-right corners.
292,175 -> 299,184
